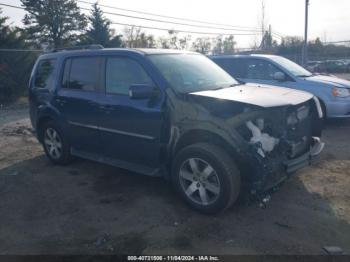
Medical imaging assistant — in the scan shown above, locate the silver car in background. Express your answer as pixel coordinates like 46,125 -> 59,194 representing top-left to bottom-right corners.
210,54 -> 350,118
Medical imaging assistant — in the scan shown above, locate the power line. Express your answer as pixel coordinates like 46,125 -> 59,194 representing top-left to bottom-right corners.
111,22 -> 258,36
0,2 -> 286,39
0,48 -> 42,52
0,3 -> 260,37
77,0 -> 261,31
0,2 -> 25,10
324,40 -> 350,44
77,6 -> 262,33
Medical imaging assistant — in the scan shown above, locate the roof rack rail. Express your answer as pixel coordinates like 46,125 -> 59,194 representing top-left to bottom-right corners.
50,44 -> 104,53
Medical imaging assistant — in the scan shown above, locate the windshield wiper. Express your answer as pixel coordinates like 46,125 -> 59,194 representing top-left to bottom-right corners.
211,83 -> 238,90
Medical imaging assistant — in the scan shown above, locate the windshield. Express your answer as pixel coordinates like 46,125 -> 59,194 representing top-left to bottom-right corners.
148,53 -> 238,93
271,56 -> 312,77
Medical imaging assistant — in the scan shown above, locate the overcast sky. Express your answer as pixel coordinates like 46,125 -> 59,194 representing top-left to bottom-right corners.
1,0 -> 350,48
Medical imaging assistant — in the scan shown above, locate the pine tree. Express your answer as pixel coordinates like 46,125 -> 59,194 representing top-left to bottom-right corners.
81,3 -> 123,47
0,9 -> 37,103
21,0 -> 87,48
84,3 -> 111,46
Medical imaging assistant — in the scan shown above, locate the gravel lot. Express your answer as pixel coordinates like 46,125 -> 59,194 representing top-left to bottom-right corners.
0,110 -> 349,255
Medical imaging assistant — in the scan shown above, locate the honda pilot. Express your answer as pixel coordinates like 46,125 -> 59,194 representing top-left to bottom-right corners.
29,47 -> 324,213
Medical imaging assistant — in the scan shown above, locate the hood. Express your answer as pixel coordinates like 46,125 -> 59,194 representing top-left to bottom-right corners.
190,83 -> 313,108
305,75 -> 350,88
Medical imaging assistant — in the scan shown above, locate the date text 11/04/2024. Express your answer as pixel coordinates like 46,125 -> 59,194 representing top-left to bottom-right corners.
127,255 -> 220,261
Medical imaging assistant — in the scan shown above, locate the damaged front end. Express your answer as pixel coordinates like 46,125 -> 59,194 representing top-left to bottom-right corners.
233,97 -> 324,197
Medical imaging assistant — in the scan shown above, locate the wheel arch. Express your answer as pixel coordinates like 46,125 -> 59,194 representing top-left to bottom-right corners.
36,115 -> 55,143
317,97 -> 327,118
171,129 -> 241,168
35,103 -> 66,142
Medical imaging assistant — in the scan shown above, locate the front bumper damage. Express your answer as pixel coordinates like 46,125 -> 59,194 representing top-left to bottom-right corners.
285,137 -> 324,174
247,136 -> 324,207
235,98 -> 323,189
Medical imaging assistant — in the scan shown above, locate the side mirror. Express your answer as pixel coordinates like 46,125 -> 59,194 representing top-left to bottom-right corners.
273,72 -> 286,81
129,84 -> 158,99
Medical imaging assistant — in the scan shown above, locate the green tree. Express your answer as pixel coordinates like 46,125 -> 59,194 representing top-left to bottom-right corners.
85,3 -> 110,46
0,9 -> 37,103
21,0 -> 87,48
82,3 -> 122,47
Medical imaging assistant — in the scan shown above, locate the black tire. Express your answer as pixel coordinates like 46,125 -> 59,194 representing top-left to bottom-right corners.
172,143 -> 240,214
40,120 -> 72,165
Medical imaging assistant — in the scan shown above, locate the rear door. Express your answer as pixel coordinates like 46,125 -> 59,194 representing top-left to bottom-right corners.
213,58 -> 247,81
98,55 -> 163,169
54,56 -> 104,154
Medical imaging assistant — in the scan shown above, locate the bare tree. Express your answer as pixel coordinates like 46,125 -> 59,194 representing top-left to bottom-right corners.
123,26 -> 156,48
123,26 -> 141,48
192,37 -> 212,54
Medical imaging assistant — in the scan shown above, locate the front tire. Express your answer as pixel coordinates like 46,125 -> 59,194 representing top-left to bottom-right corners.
41,121 -> 71,165
172,143 -> 240,214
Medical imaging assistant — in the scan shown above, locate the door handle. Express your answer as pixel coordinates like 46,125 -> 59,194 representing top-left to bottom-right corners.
55,98 -> 67,105
99,105 -> 113,114
88,101 -> 98,106
99,105 -> 113,110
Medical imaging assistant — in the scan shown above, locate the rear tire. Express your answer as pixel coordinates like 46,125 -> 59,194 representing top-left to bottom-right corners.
172,143 -> 240,214
40,121 -> 72,165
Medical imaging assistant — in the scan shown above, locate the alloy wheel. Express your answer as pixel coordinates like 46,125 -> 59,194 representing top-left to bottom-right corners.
179,158 -> 221,206
44,128 -> 62,160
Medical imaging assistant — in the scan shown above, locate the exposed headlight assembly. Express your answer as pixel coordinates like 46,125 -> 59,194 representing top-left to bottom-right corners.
296,105 -> 309,121
332,87 -> 350,98
287,105 -> 310,125
287,112 -> 298,125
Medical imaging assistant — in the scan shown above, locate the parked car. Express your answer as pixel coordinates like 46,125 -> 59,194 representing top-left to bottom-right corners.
210,54 -> 350,118
306,61 -> 322,72
29,47 -> 324,213
310,60 -> 349,74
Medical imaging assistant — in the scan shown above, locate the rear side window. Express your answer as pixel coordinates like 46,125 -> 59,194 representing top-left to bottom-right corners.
34,59 -> 57,89
62,57 -> 101,91
214,58 -> 247,78
105,57 -> 154,95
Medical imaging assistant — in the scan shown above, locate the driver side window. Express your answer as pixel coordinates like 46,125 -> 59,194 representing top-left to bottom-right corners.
246,59 -> 283,80
105,57 -> 154,95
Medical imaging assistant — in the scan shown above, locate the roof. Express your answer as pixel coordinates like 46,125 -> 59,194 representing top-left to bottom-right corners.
209,54 -> 278,59
133,48 -> 196,55
38,47 -> 196,59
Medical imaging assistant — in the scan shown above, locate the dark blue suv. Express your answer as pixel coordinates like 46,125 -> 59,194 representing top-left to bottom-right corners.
29,47 -> 324,213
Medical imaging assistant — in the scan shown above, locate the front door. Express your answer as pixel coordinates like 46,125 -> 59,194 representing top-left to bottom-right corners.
239,58 -> 288,87
54,56 -> 104,153
98,56 -> 163,168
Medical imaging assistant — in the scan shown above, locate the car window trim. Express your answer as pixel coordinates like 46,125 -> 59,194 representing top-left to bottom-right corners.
269,60 -> 297,82
33,58 -> 57,90
59,56 -> 104,94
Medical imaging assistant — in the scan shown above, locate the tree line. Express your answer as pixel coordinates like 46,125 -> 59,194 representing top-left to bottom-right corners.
1,0 -> 349,104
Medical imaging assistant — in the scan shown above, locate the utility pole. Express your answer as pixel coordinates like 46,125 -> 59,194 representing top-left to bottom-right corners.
302,0 -> 310,66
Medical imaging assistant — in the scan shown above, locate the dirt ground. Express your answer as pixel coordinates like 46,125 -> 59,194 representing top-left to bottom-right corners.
0,106 -> 350,255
